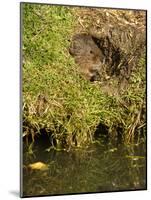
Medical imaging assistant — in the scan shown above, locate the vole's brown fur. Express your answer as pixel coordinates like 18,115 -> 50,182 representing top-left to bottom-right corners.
69,33 -> 104,81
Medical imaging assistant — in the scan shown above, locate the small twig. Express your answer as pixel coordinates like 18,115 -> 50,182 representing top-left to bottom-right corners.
126,100 -> 144,143
78,17 -> 85,28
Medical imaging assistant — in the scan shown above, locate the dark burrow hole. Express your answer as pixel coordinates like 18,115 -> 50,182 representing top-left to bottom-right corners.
94,123 -> 123,145
94,123 -> 109,142
69,33 -> 131,83
23,128 -> 53,152
34,129 -> 53,151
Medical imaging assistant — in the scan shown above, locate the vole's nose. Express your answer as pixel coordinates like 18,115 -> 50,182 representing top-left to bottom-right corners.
89,70 -> 101,82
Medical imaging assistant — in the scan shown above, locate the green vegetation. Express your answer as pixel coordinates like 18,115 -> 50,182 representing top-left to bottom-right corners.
22,4 -> 146,151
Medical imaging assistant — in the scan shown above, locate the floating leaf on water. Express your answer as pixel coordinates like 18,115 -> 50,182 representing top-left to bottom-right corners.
125,155 -> 145,160
28,162 -> 49,171
132,164 -> 144,168
107,148 -> 118,153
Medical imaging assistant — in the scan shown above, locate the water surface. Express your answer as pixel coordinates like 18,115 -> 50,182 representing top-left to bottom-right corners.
23,138 -> 146,197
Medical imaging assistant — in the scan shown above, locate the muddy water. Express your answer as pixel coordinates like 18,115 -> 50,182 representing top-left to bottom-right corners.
22,138 -> 146,197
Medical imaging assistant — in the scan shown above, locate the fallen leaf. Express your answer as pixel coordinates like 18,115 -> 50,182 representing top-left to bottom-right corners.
28,162 -> 49,171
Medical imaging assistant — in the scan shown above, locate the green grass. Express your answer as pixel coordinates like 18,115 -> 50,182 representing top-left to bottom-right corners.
22,3 -> 146,150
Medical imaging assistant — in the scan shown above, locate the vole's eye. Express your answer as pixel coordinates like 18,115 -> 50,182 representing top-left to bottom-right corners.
90,50 -> 93,54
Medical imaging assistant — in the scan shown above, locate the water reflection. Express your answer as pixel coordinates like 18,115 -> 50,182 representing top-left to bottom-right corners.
23,139 -> 146,197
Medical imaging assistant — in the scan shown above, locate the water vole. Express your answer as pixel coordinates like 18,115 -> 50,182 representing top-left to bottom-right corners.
69,33 -> 104,81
